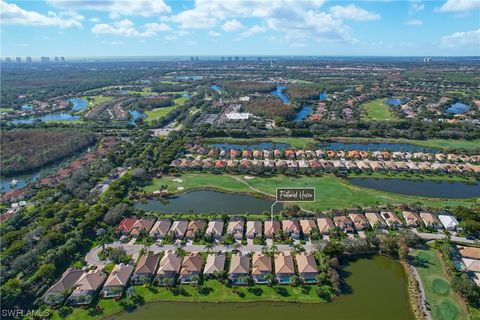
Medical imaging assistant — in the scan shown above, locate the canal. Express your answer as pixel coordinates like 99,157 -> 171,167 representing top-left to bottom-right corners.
106,256 -> 413,320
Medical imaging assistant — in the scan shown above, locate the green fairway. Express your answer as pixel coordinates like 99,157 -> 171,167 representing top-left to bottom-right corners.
0,107 -> 15,113
330,137 -> 480,151
409,248 -> 467,320
144,106 -> 176,123
202,137 -> 315,149
83,95 -> 113,108
51,281 -> 333,320
361,98 -> 398,121
144,174 -> 478,212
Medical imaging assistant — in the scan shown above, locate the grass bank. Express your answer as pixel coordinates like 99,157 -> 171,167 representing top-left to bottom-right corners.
329,137 -> 480,151
409,247 -> 468,320
202,137 -> 315,149
52,281 -> 333,320
143,174 -> 478,212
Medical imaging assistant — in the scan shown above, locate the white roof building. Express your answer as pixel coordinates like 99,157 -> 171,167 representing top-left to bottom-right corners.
225,112 -> 251,120
438,215 -> 459,231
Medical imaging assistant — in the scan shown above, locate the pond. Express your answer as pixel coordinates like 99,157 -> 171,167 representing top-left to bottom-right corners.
9,112 -> 80,124
319,90 -> 327,101
106,256 -> 413,320
347,178 -> 480,199
317,142 -> 440,153
445,102 -> 470,115
21,104 -> 33,111
294,105 -> 313,122
272,85 -> 289,104
128,110 -> 147,125
135,190 -> 282,214
211,85 -> 222,93
69,98 -> 88,111
0,160 -> 64,193
176,75 -> 203,80
207,142 -> 290,150
387,98 -> 401,106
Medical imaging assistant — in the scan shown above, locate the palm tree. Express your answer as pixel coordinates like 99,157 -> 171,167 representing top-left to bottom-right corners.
264,272 -> 276,287
205,242 -> 214,253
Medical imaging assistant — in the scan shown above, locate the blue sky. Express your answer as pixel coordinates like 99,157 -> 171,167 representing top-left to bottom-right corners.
1,0 -> 479,57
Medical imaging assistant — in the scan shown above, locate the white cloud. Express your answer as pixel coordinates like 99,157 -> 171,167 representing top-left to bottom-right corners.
221,19 -> 244,31
170,8 -> 217,29
187,40 -> 198,46
208,30 -> 221,37
329,4 -> 380,21
235,25 -> 265,40
48,0 -> 171,17
0,0 -> 83,28
436,0 -> 480,12
409,1 -> 425,15
289,42 -> 307,48
101,40 -> 122,45
91,19 -> 169,37
405,19 -> 423,26
441,29 -> 480,47
89,17 -> 100,23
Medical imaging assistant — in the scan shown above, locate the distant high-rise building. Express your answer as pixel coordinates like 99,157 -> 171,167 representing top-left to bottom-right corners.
190,57 -> 195,61
423,57 -> 431,63
195,56 -> 199,60
221,57 -> 225,61
40,56 -> 51,63
257,57 -> 262,62
60,57 -> 65,62
242,57 -> 246,61
54,57 -> 60,62
15,57 -> 22,63
5,57 -> 13,63
234,56 -> 239,61
26,56 -> 32,63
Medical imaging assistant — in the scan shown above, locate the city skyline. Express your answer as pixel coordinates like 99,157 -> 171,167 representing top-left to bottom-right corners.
1,0 -> 480,57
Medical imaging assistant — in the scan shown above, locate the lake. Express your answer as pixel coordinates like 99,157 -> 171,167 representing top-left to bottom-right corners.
10,113 -> 80,124
128,110 -> 146,125
387,98 -> 401,106
208,142 -> 290,150
445,102 -> 470,115
348,178 -> 480,199
318,142 -> 439,153
272,85 -> 289,104
69,98 -> 88,111
211,85 -> 222,93
106,256 -> 413,320
319,90 -> 327,101
294,105 -> 313,122
135,190 -> 282,214
176,75 -> 203,80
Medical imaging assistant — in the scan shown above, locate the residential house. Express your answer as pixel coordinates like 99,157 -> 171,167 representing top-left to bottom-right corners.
348,213 -> 368,231
299,219 -> 318,238
156,251 -> 182,285
251,252 -> 272,284
365,212 -> 387,229
179,253 -> 204,283
402,211 -> 422,228
185,220 -> 207,239
170,220 -> 188,239
101,264 -> 134,298
438,215 -> 459,231
203,253 -> 226,278
296,252 -> 319,283
282,220 -> 301,239
316,216 -> 334,235
246,220 -> 263,239
132,254 -> 160,284
44,268 -> 85,305
68,268 -> 106,306
149,219 -> 172,239
205,220 -> 224,239
380,211 -> 404,228
227,219 -> 245,240
118,217 -> 138,235
229,253 -> 250,285
419,212 -> 442,230
264,220 -> 281,238
333,215 -> 354,233
130,218 -> 156,236
275,252 -> 296,284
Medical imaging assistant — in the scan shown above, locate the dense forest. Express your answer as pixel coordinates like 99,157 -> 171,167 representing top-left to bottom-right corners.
246,99 -> 297,120
218,81 -> 277,93
1,129 -> 96,176
285,85 -> 321,100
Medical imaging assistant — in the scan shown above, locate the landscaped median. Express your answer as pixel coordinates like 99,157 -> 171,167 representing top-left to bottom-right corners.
51,280 -> 334,320
143,174 -> 478,212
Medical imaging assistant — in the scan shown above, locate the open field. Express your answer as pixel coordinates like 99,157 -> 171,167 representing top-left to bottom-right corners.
0,107 -> 15,113
361,98 -> 398,121
127,87 -> 156,96
145,106 -> 177,123
330,137 -> 480,151
410,247 -> 468,320
83,95 -> 113,109
202,137 -> 315,149
144,174 -> 478,211
51,281 -> 332,320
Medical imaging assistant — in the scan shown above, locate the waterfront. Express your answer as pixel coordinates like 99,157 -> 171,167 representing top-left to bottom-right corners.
106,256 -> 413,320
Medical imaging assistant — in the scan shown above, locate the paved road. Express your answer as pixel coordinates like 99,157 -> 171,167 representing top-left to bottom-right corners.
413,230 -> 476,244
86,241 -> 325,267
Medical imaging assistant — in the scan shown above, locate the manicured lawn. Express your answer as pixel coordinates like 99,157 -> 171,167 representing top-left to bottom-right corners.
51,281 -> 333,320
409,247 -> 468,320
347,172 -> 477,183
330,137 -> 480,151
361,98 -> 398,121
128,87 -> 156,96
144,106 -> 177,123
83,95 -> 113,108
202,137 -> 315,149
144,174 -> 477,212
0,107 -> 15,113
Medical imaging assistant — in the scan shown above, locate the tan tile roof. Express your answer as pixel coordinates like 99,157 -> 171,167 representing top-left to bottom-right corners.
204,253 -> 226,274
229,254 -> 250,274
157,251 -> 182,274
316,217 -> 334,233
457,246 -> 480,260
104,264 -> 134,287
299,220 -> 317,235
264,220 -> 280,236
275,252 -> 295,274
296,252 -> 318,274
46,268 -> 85,294
251,253 -> 272,275
179,253 -> 204,275
135,254 -> 160,274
